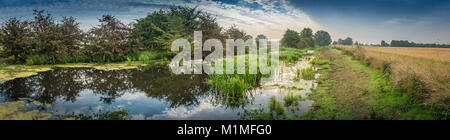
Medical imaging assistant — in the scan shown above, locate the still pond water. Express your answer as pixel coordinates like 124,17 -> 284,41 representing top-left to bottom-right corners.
0,56 -> 319,120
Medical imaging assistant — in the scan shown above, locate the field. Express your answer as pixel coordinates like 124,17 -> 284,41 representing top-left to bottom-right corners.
345,46 -> 450,62
333,46 -> 449,113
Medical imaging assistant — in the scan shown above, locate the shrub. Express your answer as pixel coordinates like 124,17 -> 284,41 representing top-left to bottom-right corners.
397,73 -> 430,102
26,55 -> 48,65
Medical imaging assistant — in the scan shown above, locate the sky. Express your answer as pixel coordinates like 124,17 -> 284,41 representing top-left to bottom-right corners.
0,0 -> 449,44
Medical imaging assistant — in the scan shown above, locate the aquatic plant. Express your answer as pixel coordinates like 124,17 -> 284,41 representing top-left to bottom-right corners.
301,67 -> 315,80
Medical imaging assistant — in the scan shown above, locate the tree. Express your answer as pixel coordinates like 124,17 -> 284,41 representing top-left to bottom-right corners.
57,16 -> 84,55
280,29 -> 300,48
381,40 -> 389,46
300,28 -> 313,38
86,15 -> 134,62
255,34 -> 267,47
299,28 -> 314,47
31,10 -> 60,63
225,25 -> 248,40
0,18 -> 32,62
135,7 -> 222,49
341,37 -> 353,45
314,30 -> 332,46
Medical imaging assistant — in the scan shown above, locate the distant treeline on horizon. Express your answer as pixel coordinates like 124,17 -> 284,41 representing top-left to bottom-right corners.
334,38 -> 450,48
385,40 -> 450,48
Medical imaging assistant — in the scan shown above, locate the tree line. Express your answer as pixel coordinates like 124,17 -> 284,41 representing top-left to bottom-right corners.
331,37 -> 450,48
280,28 -> 332,48
0,7 -> 265,65
381,40 -> 450,48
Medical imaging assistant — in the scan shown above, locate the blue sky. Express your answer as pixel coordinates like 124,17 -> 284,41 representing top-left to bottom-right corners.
1,0 -> 449,44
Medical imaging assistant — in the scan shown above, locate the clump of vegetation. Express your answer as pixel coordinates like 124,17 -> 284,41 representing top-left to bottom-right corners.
269,96 -> 285,118
0,7 -> 220,65
61,111 -> 129,120
310,58 -> 330,65
301,67 -> 315,80
279,48 -> 305,63
208,56 -> 264,96
0,101 -> 52,120
284,93 -> 302,108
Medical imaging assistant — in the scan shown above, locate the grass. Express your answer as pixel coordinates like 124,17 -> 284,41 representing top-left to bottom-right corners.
208,55 -> 265,96
301,67 -> 315,80
334,45 -> 449,112
279,47 -> 306,63
284,93 -> 303,108
344,46 -> 450,62
303,48 -> 448,120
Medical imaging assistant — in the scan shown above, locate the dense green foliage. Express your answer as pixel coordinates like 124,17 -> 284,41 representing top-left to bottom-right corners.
0,7 -> 225,65
281,28 -> 332,49
280,29 -> 301,48
337,37 -> 353,45
314,30 -> 332,46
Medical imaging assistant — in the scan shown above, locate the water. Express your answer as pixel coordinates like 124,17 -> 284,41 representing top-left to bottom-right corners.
0,55 -> 319,120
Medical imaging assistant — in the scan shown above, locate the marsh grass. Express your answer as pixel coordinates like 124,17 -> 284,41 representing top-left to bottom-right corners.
284,93 -> 302,108
301,67 -> 315,80
279,48 -> 306,63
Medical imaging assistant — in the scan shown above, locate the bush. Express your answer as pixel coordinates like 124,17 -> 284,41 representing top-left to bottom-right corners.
397,73 -> 431,102
26,55 -> 48,65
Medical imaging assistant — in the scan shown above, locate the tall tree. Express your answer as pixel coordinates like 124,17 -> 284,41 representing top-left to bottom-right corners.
87,15 -> 134,62
300,28 -> 313,38
314,30 -> 332,46
280,29 -> 300,48
299,28 -> 314,47
0,18 -> 32,62
31,10 -> 59,63
57,16 -> 84,55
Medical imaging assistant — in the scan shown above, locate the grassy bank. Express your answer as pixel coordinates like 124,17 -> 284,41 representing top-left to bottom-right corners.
303,48 -> 448,120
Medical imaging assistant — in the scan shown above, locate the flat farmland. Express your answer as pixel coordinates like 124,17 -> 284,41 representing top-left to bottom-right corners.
359,46 -> 450,62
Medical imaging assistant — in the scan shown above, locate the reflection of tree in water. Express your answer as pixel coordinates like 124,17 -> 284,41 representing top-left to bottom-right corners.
84,70 -> 134,104
0,66 -> 211,107
129,65 -> 210,108
210,90 -> 255,109
0,66 -> 254,108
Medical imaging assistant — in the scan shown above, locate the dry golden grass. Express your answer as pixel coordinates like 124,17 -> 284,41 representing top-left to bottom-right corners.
336,45 -> 450,62
333,45 -> 450,109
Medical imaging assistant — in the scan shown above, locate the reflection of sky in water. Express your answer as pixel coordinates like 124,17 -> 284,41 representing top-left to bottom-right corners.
1,53 -> 320,120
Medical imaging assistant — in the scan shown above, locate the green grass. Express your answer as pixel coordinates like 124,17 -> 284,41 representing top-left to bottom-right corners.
208,55 -> 265,96
303,48 -> 443,120
284,93 -> 302,107
301,67 -> 315,80
279,48 -> 306,63
310,58 -> 330,65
